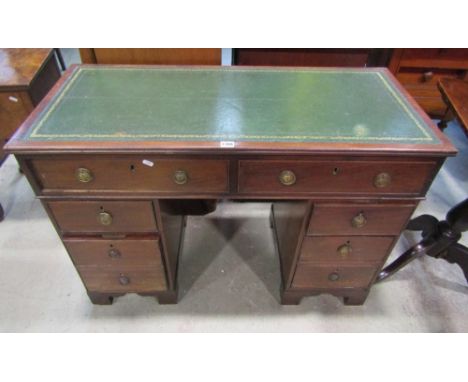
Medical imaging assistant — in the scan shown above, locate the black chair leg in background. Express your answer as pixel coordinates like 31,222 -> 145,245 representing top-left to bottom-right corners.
377,199 -> 468,283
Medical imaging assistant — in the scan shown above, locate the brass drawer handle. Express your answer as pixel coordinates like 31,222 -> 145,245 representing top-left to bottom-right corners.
98,211 -> 113,226
351,212 -> 367,228
374,172 -> 391,188
108,248 -> 121,258
328,272 -> 340,282
173,170 -> 188,185
279,170 -> 296,186
76,167 -> 93,183
337,242 -> 352,257
118,274 -> 130,285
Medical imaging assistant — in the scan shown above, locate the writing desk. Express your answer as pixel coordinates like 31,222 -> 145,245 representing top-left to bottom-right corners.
5,65 -> 456,305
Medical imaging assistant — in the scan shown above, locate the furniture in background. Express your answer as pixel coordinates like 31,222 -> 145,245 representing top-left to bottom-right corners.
0,48 -> 61,221
5,66 -> 455,306
79,48 -> 221,65
388,49 -> 468,118
437,78 -> 468,136
378,76 -> 468,284
233,48 -> 391,67
377,198 -> 468,283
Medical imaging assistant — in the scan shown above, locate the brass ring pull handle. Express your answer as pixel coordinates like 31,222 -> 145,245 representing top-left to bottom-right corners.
118,274 -> 130,285
279,170 -> 296,186
76,167 -> 93,183
374,172 -> 392,188
328,272 -> 340,282
108,248 -> 121,258
98,211 -> 113,226
337,243 -> 352,257
351,212 -> 367,228
173,170 -> 188,185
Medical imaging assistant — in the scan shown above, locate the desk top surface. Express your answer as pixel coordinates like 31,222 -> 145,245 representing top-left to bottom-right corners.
8,65 -> 455,155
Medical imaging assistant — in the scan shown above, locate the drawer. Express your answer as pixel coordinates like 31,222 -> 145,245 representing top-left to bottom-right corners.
396,68 -> 462,86
300,236 -> 395,263
308,203 -> 415,236
292,263 -> 377,289
48,201 -> 157,234
32,157 -> 229,193
238,160 -> 436,195
404,86 -> 444,101
411,96 -> 447,116
63,237 -> 164,268
77,266 -> 167,293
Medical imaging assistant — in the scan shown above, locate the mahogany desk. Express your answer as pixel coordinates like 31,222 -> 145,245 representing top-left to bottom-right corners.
5,65 -> 456,306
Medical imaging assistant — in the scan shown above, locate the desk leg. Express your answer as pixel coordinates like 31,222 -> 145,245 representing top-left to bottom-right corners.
280,289 -> 303,305
343,290 -> 369,306
157,289 -> 179,304
87,290 -> 179,305
438,106 -> 454,130
87,291 -> 122,305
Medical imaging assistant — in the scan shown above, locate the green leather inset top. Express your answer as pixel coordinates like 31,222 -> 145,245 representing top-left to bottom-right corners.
22,66 -> 439,144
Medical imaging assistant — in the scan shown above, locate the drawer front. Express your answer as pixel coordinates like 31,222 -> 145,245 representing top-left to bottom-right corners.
300,236 -> 395,263
32,157 -> 229,193
238,160 -> 436,195
308,203 -> 415,236
292,264 -> 377,289
396,69 -> 462,86
64,237 -> 164,268
410,96 -> 447,116
77,266 -> 167,293
48,201 -> 157,234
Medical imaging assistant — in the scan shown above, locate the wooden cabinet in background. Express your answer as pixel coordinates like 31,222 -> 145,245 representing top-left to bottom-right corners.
233,48 -> 392,67
0,48 -> 61,221
0,49 -> 61,164
388,48 -> 468,117
80,48 -> 221,65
